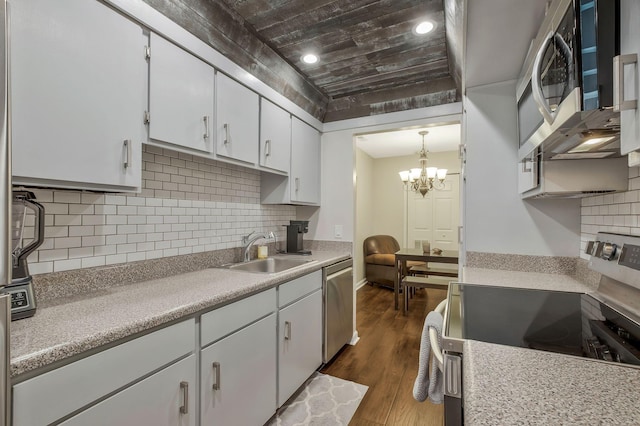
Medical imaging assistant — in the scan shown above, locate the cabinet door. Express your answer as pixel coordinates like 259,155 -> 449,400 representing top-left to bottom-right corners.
149,33 -> 214,153
620,0 -> 640,155
278,290 -> 322,406
290,118 -> 321,204
11,0 -> 144,191
201,314 -> 277,426
260,98 -> 291,173
215,72 -> 259,165
517,151 -> 538,194
60,355 -> 197,426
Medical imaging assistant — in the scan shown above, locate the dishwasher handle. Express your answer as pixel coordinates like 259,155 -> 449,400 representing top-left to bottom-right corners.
326,266 -> 352,282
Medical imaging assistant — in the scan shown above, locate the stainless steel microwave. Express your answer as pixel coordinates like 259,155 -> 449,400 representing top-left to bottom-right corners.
517,0 -> 620,161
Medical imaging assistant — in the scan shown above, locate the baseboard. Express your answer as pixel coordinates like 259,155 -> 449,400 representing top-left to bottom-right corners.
349,330 -> 360,346
355,278 -> 368,290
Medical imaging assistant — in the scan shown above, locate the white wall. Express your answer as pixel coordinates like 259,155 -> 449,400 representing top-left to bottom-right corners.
354,149 -> 375,282
297,129 -> 355,243
464,81 -> 581,256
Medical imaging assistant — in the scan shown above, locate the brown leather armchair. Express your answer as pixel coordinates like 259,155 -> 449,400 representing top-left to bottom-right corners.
364,235 -> 423,289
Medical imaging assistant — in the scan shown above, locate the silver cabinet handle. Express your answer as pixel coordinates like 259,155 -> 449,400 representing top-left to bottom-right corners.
203,116 -> 210,140
294,178 -> 300,192
613,54 -> 638,112
284,321 -> 292,340
212,361 -> 221,390
223,123 -> 230,145
179,381 -> 189,414
123,139 -> 132,169
265,139 -> 271,157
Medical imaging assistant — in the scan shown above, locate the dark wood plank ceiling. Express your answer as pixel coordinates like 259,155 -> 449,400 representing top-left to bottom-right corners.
224,0 -> 459,121
142,0 -> 461,122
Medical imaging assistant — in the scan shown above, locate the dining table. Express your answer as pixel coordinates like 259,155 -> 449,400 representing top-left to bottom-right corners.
394,247 -> 459,310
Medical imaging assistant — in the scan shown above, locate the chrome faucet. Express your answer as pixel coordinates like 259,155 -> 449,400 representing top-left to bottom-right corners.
242,231 -> 275,262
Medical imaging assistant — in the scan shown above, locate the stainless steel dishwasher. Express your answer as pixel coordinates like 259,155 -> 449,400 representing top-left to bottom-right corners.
323,258 -> 353,363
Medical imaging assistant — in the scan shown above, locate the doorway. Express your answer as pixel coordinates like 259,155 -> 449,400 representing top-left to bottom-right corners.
354,123 -> 462,286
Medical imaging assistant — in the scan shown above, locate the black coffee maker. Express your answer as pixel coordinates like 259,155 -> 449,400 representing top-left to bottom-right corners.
285,220 -> 311,255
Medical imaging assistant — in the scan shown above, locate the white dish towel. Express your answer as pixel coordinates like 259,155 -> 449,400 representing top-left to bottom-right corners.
413,310 -> 444,404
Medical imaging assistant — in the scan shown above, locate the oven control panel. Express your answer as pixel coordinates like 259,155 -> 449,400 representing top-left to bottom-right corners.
589,233 -> 640,281
618,244 -> 640,271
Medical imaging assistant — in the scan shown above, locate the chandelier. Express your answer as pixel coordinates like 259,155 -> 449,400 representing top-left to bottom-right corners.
398,131 -> 447,197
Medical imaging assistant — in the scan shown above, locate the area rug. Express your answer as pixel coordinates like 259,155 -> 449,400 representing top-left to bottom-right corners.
270,372 -> 368,426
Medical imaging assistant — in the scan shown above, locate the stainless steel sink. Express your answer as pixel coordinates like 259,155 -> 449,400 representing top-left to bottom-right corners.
221,257 -> 315,274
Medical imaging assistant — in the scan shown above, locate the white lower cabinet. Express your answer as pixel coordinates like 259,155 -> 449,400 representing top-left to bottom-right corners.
12,319 -> 195,426
200,314 -> 277,425
60,355 -> 197,426
12,273 -> 325,426
277,289 -> 323,407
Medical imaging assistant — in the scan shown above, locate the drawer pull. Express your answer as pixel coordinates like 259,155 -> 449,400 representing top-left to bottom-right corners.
179,381 -> 189,414
284,321 -> 292,340
212,361 -> 221,390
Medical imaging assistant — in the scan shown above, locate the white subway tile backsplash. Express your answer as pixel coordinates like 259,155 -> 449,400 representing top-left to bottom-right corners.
54,258 -> 82,272
69,226 -> 94,237
82,215 -> 106,226
24,145 -> 295,274
54,237 -> 82,249
54,192 -> 81,204
68,247 -> 94,259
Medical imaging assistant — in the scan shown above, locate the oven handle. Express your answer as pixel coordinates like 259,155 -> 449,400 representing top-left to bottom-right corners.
531,31 -> 557,124
429,299 -> 447,365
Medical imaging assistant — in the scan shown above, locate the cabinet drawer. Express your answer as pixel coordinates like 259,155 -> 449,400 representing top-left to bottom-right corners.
201,288 -> 276,347
13,319 -> 195,426
60,355 -> 197,426
278,270 -> 322,308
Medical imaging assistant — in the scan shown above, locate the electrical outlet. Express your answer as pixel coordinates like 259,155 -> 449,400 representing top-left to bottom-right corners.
334,225 -> 343,239
629,151 -> 640,168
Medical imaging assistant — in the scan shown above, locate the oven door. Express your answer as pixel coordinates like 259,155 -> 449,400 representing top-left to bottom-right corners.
442,284 -> 464,425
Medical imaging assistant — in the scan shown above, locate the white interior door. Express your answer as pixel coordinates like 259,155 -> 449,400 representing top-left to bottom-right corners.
407,174 -> 460,252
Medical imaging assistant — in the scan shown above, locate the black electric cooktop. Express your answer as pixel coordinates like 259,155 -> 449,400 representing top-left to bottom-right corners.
451,284 -> 640,365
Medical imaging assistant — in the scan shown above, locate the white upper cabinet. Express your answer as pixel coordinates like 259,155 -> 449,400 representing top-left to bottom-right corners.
619,0 -> 640,155
290,117 -> 321,204
11,0 -> 145,192
148,33 -> 214,154
215,72 -> 259,165
260,117 -> 321,205
260,98 -> 291,174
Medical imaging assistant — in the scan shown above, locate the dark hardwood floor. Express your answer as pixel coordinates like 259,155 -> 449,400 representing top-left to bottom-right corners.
321,284 -> 447,425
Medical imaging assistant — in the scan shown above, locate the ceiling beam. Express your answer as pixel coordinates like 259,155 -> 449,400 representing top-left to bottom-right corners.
324,76 -> 459,122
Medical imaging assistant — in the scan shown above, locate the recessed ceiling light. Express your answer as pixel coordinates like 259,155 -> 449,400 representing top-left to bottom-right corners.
414,21 -> 434,35
301,53 -> 319,64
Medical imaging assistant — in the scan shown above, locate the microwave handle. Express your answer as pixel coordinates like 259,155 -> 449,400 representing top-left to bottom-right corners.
531,31 -> 557,124
613,54 -> 638,112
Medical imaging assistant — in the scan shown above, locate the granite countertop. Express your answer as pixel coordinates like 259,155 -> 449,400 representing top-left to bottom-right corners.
10,251 -> 350,379
463,340 -> 640,425
462,267 -> 595,293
